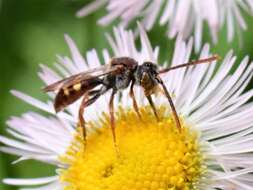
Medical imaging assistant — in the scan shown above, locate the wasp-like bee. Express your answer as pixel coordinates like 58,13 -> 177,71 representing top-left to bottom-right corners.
44,55 -> 219,149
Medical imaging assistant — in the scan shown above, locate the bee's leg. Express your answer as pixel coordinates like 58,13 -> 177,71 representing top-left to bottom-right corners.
157,77 -> 181,131
109,89 -> 119,155
129,80 -> 142,120
146,95 -> 159,122
78,94 -> 89,150
78,91 -> 103,151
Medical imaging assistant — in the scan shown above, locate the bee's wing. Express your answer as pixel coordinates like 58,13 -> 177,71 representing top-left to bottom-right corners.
43,64 -> 122,92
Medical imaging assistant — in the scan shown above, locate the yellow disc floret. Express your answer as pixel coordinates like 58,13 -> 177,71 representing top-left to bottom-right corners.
60,106 -> 205,190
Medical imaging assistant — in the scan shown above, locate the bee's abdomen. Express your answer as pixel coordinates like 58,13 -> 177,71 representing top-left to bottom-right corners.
54,78 -> 102,112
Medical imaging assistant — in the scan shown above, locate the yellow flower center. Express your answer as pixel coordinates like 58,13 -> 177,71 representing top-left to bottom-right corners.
60,106 -> 205,190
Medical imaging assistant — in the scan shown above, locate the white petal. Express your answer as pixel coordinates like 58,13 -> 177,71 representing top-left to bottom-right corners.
64,34 -> 87,71
3,176 -> 58,186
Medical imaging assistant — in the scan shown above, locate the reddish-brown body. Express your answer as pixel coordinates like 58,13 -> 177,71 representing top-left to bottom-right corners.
44,55 -> 219,153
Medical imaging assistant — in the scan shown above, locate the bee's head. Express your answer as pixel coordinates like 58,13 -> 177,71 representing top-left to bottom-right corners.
141,61 -> 158,75
135,61 -> 159,95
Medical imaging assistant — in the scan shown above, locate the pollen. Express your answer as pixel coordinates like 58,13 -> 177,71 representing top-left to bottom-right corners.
59,106 -> 206,190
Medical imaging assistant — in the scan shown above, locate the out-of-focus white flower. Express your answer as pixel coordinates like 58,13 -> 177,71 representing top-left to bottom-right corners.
1,25 -> 253,189
77,0 -> 253,51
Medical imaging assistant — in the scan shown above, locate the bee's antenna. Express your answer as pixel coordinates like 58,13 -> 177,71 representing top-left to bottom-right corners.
159,54 -> 220,74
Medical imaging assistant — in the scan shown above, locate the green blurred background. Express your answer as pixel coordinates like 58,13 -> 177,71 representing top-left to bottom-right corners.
0,1 -> 253,189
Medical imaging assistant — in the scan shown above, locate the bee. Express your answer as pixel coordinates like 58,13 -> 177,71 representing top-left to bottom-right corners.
44,55 -> 219,149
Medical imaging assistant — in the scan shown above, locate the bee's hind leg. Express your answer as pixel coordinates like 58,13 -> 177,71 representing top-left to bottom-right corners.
78,91 -> 102,151
78,94 -> 88,151
109,89 -> 120,156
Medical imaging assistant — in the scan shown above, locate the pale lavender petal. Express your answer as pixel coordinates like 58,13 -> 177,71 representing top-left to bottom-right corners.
77,0 -> 253,51
3,176 -> 58,186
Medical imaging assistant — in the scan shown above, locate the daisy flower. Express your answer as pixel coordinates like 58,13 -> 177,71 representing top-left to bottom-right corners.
1,24 -> 253,190
77,0 -> 253,51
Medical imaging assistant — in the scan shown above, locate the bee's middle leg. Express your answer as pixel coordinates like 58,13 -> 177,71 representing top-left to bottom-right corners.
129,80 -> 142,120
146,95 -> 159,122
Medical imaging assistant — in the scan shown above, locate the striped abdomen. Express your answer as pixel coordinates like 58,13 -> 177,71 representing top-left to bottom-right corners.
54,78 -> 102,112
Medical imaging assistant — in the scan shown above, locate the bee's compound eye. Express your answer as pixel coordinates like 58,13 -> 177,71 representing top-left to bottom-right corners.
144,62 -> 151,67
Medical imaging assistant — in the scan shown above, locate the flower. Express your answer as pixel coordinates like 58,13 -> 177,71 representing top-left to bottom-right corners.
77,0 -> 253,51
1,24 -> 253,189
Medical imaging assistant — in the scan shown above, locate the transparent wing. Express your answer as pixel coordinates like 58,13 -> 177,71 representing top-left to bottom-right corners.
43,64 -> 122,92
